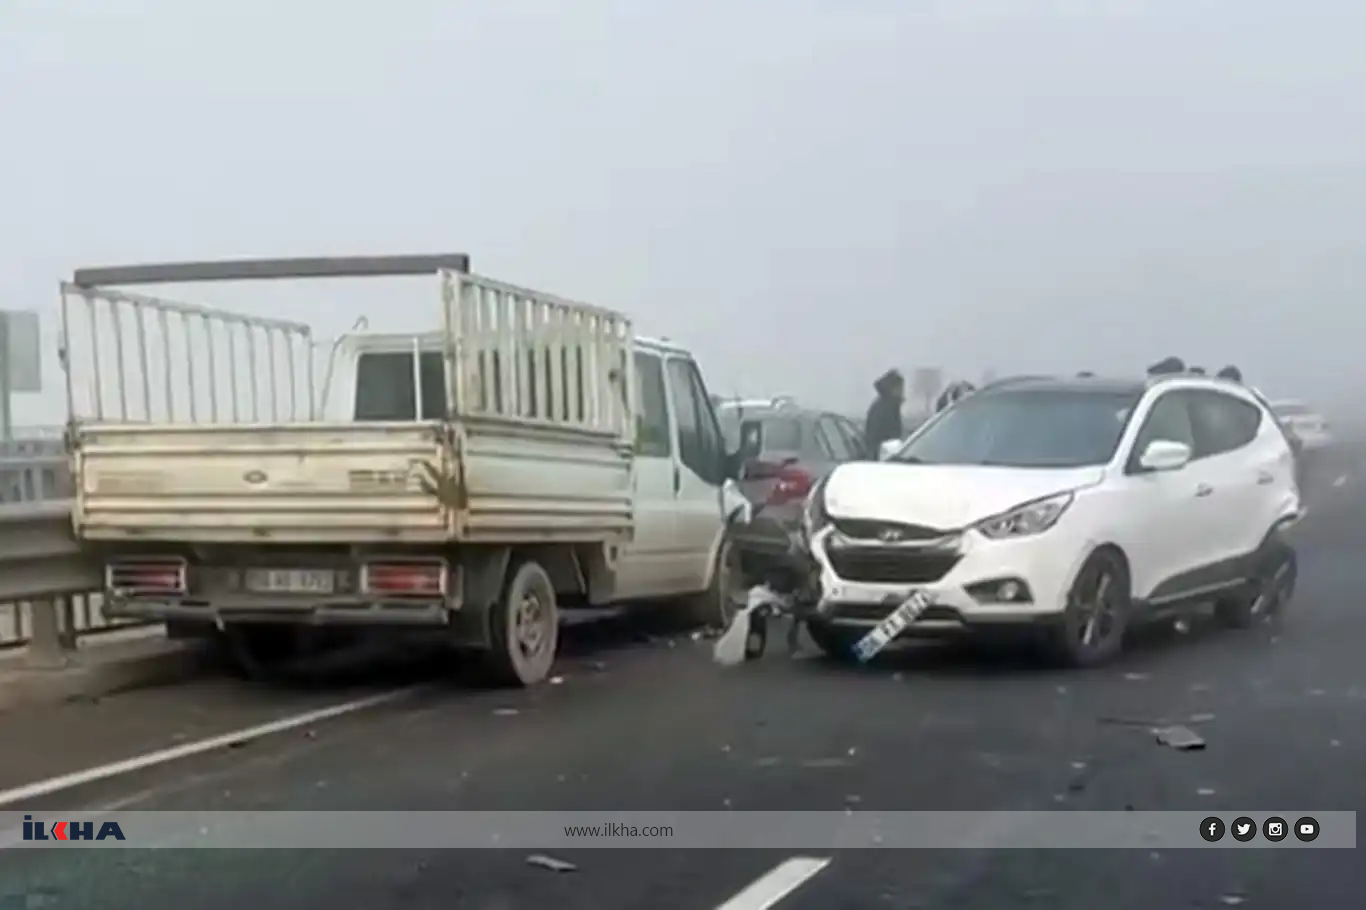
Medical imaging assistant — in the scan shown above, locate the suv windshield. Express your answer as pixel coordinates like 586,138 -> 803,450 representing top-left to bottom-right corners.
891,388 -> 1140,468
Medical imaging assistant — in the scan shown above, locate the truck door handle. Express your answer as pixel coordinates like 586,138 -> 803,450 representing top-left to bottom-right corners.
1195,483 -> 1213,497
1256,471 -> 1274,485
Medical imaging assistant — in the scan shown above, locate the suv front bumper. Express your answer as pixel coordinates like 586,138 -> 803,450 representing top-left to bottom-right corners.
807,526 -> 1088,633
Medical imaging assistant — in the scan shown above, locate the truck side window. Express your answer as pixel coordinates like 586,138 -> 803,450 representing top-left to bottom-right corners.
634,352 -> 671,456
667,357 -> 726,486
354,352 -> 446,421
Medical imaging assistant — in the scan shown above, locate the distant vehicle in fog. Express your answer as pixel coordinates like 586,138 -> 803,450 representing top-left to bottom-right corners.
715,398 -> 869,581
1269,400 -> 1332,452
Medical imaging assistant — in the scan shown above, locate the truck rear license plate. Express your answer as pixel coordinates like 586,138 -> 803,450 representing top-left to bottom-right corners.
245,569 -> 335,595
853,591 -> 931,662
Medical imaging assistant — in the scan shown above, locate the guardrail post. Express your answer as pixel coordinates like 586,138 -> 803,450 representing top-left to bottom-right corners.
57,595 -> 78,650
25,598 -> 76,669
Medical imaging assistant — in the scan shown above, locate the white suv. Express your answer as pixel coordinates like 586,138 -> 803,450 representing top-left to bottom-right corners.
802,374 -> 1304,666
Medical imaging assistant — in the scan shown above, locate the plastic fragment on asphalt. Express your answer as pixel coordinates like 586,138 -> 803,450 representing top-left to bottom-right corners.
1220,894 -> 1247,905
549,676 -> 564,685
1098,715 -> 1171,727
526,854 -> 577,873
493,708 -> 519,716
1197,787 -> 1216,796
714,586 -> 783,666
1154,725 -> 1207,750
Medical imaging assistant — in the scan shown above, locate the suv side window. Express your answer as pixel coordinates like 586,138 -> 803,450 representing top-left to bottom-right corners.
1188,389 -> 1262,458
1129,390 -> 1194,469
834,416 -> 869,458
817,415 -> 855,460
634,352 -> 672,457
666,357 -> 726,486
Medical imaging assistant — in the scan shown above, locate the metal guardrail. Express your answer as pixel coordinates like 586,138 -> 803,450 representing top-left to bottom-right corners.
0,442 -> 152,652
0,499 -> 139,653
0,437 -> 69,505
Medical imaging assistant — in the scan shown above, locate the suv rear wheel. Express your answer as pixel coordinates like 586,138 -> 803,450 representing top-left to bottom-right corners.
1215,535 -> 1297,629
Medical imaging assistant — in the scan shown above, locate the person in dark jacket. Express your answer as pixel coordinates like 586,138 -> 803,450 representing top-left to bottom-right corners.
1217,364 -> 1243,382
865,369 -> 905,452
1147,356 -> 1186,376
935,380 -> 976,413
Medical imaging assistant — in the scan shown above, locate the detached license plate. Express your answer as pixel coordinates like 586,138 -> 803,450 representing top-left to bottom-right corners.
853,591 -> 932,662
245,569 -> 335,595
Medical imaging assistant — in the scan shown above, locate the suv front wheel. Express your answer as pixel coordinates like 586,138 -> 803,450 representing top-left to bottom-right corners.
1046,549 -> 1132,667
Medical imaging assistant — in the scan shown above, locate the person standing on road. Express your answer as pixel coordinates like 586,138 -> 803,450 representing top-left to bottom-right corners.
865,369 -> 905,453
1147,356 -> 1186,376
935,380 -> 976,413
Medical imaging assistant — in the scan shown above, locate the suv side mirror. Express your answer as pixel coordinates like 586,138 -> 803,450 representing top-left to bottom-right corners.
1137,439 -> 1191,472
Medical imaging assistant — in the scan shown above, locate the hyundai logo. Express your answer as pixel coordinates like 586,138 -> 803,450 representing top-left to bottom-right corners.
878,528 -> 904,542
243,470 -> 267,484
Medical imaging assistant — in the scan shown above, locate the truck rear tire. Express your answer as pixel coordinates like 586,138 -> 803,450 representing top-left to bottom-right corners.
482,558 -> 560,687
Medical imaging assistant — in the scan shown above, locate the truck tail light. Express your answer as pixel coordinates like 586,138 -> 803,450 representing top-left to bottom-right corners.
106,557 -> 188,596
361,559 -> 447,598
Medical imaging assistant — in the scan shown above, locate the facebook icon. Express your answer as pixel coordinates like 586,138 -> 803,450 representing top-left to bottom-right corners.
1200,816 -> 1226,842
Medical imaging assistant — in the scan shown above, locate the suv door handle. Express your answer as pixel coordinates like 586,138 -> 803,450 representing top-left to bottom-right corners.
1195,483 -> 1213,497
1256,470 -> 1274,485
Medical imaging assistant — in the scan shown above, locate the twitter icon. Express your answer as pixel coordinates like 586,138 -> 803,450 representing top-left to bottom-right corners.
1232,817 -> 1257,842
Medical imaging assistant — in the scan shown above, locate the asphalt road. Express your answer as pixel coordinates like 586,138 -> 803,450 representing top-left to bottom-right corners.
0,446 -> 1362,909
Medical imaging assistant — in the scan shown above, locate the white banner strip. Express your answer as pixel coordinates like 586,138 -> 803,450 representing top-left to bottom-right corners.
0,811 -> 1353,849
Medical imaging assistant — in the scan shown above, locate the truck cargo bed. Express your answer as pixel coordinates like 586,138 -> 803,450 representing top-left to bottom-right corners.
73,421 -> 633,544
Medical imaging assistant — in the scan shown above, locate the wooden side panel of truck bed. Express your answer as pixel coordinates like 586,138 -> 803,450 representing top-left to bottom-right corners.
73,420 -> 635,545
73,423 -> 453,543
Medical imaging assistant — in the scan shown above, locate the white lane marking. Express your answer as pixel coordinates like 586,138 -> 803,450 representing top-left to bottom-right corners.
0,685 -> 422,808
716,857 -> 832,910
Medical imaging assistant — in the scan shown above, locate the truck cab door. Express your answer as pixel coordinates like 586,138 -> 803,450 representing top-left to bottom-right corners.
664,355 -> 731,593
613,351 -> 687,599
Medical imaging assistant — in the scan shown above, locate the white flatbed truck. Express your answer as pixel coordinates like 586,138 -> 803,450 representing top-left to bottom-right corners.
61,254 -> 754,684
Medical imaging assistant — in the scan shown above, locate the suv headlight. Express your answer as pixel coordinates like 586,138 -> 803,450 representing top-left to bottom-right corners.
975,491 -> 1074,540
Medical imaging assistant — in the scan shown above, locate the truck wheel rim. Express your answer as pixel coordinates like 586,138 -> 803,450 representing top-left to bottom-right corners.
515,592 -> 548,658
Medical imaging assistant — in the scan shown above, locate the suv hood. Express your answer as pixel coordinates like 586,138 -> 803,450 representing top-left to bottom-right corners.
823,462 -> 1105,530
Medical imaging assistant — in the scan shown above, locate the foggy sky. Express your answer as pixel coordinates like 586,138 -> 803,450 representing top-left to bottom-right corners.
4,0 -> 1365,425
